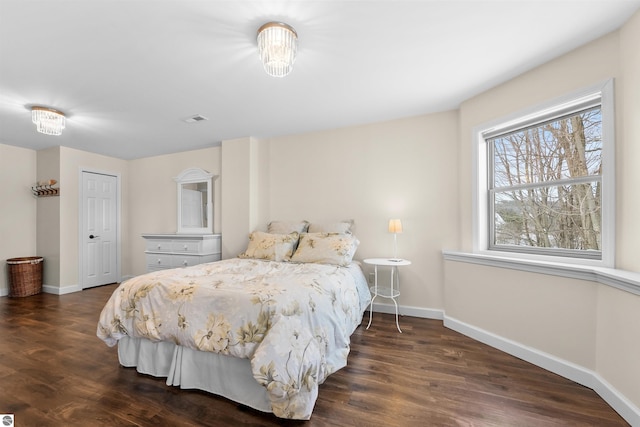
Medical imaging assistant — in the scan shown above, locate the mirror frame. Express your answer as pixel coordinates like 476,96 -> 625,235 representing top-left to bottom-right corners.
174,167 -> 216,234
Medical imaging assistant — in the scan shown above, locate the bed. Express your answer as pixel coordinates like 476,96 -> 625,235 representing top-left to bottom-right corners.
97,221 -> 371,420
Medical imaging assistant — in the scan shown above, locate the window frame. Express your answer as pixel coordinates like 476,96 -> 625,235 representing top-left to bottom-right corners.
472,79 -> 615,267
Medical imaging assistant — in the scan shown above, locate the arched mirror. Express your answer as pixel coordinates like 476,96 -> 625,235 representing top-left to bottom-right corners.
174,168 -> 217,234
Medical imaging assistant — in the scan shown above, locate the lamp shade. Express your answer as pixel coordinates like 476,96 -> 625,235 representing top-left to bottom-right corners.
257,22 -> 298,77
388,219 -> 403,233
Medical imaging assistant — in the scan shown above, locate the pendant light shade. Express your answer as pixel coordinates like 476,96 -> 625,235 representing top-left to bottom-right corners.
257,22 -> 298,77
32,106 -> 65,136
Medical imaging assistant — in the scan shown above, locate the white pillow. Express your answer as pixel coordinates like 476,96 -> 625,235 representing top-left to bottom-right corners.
307,219 -> 354,234
291,233 -> 359,266
267,220 -> 310,235
238,231 -> 299,262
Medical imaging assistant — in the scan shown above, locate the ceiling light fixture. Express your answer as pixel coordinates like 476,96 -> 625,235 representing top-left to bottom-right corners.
32,106 -> 65,136
257,22 -> 298,77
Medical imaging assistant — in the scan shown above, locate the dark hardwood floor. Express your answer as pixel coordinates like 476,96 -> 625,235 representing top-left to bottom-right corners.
0,284 -> 629,426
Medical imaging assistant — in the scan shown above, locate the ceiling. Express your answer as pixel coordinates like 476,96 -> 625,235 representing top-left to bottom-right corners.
1,1 -> 639,160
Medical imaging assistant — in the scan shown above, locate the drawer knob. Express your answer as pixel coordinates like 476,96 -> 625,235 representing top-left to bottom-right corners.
157,244 -> 162,249
157,259 -> 161,264
183,245 -> 188,250
183,260 -> 188,266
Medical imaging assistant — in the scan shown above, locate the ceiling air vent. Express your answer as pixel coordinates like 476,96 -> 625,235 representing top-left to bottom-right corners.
183,114 -> 209,123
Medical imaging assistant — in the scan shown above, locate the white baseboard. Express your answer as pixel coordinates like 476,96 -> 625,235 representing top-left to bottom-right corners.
444,315 -> 640,427
42,279 -> 128,295
370,301 -> 443,320
43,284 -> 80,295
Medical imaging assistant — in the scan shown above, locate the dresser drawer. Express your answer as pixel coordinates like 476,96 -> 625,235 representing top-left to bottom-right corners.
146,254 -> 173,269
142,234 -> 222,273
145,239 -> 173,252
172,240 -> 202,254
204,235 -> 222,254
171,254 -> 214,268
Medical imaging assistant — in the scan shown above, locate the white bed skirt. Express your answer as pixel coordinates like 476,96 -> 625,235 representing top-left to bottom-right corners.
117,336 -> 272,413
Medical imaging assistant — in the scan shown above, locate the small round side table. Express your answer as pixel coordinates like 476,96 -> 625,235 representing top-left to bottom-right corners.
364,258 -> 411,333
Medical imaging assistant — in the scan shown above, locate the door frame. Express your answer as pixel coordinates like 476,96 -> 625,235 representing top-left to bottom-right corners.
78,167 -> 122,290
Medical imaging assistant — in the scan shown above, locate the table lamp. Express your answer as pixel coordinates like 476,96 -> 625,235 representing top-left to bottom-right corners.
388,219 -> 403,261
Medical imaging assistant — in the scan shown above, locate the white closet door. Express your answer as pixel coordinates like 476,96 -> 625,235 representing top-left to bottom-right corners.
81,171 -> 118,289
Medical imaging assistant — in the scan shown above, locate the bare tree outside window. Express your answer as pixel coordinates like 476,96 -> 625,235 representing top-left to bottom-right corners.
489,107 -> 602,256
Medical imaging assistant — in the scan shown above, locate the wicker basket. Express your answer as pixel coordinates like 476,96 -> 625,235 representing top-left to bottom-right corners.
7,256 -> 43,297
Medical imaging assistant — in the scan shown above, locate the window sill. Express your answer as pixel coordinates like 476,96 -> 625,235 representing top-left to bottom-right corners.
442,250 -> 640,296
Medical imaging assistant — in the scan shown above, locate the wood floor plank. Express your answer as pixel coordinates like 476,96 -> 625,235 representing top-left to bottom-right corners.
0,284 -> 629,426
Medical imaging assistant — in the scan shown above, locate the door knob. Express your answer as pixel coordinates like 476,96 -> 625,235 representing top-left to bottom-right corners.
89,234 -> 100,239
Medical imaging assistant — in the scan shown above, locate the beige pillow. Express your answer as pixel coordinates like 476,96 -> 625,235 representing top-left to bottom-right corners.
307,219 -> 354,234
238,231 -> 299,262
267,220 -> 310,235
291,232 -> 359,266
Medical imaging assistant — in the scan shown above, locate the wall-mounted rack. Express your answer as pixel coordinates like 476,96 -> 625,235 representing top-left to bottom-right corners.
32,185 -> 60,197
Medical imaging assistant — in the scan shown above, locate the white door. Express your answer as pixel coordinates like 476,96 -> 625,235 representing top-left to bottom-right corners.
81,171 -> 118,289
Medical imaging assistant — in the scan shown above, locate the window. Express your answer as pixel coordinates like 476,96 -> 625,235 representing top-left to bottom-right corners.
474,80 -> 614,265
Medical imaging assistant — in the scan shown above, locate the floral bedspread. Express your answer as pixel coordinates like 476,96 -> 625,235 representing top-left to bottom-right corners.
97,258 -> 371,419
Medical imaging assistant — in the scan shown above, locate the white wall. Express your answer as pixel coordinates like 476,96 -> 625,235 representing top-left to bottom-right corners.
128,146 -> 221,276
221,137 -> 260,259
2,144 -> 220,288
0,144 -> 37,296
618,9 -> 640,271
447,11 -> 640,420
57,147 -> 130,291
266,112 -> 459,311
597,8 -> 640,412
36,147 -> 61,287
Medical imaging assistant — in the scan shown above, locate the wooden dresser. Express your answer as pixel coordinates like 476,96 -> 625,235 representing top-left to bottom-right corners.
142,234 -> 222,272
